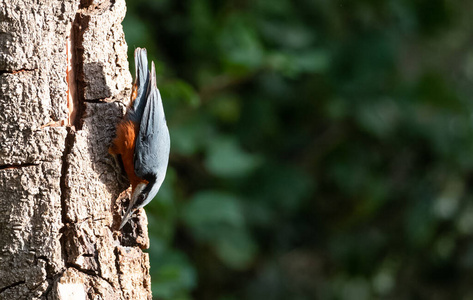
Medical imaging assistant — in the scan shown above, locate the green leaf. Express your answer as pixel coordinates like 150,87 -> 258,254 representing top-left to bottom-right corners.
218,16 -> 264,70
182,191 -> 257,269
209,94 -> 241,124
160,79 -> 200,107
266,49 -> 329,77
205,136 -> 261,178
182,191 -> 244,231
215,229 -> 257,270
170,116 -> 214,155
355,98 -> 400,139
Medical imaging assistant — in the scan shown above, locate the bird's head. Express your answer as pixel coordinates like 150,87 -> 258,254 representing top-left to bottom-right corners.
119,177 -> 162,229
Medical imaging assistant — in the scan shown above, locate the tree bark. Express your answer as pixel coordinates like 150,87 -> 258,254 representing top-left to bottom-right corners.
0,0 -> 151,299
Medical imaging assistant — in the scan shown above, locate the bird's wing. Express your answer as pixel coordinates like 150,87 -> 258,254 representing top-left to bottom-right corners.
128,48 -> 150,123
134,61 -> 170,180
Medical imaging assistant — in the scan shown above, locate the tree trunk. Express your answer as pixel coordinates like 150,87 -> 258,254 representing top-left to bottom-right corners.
0,0 -> 151,299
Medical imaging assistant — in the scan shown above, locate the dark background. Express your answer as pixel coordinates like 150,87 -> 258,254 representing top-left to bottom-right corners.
123,0 -> 473,299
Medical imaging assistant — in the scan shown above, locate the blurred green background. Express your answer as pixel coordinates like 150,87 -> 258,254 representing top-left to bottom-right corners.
123,0 -> 473,299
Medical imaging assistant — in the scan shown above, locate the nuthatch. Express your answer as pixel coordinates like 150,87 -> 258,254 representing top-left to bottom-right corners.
109,48 -> 170,229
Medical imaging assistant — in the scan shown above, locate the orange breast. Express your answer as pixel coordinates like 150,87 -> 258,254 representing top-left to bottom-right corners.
109,83 -> 149,191
109,119 -> 147,191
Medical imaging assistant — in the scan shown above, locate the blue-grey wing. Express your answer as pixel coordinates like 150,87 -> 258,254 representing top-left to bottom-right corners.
134,61 -> 170,180
128,48 -> 150,124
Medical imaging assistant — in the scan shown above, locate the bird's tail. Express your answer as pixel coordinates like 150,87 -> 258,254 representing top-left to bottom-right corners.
129,48 -> 150,123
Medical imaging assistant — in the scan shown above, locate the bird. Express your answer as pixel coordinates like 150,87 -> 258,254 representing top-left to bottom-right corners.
109,47 -> 170,230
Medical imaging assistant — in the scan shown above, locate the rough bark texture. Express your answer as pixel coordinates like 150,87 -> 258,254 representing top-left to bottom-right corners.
0,0 -> 152,299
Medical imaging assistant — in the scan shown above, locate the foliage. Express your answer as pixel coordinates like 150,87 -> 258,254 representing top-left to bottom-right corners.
124,0 -> 473,299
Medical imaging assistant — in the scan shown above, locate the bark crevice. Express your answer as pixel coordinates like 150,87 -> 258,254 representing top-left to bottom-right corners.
0,281 -> 26,294
59,127 -> 76,266
0,163 -> 39,170
60,1 -> 88,267
114,247 -> 124,295
71,11 -> 89,130
0,68 -> 37,74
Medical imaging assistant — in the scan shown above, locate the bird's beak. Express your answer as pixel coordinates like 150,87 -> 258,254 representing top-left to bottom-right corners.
119,182 -> 147,230
119,204 -> 135,230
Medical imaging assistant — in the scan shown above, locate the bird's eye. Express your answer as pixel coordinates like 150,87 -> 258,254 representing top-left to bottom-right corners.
137,193 -> 146,205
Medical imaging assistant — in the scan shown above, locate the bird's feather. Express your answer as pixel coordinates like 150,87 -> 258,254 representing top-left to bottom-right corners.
128,48 -> 150,124
134,61 -> 170,182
